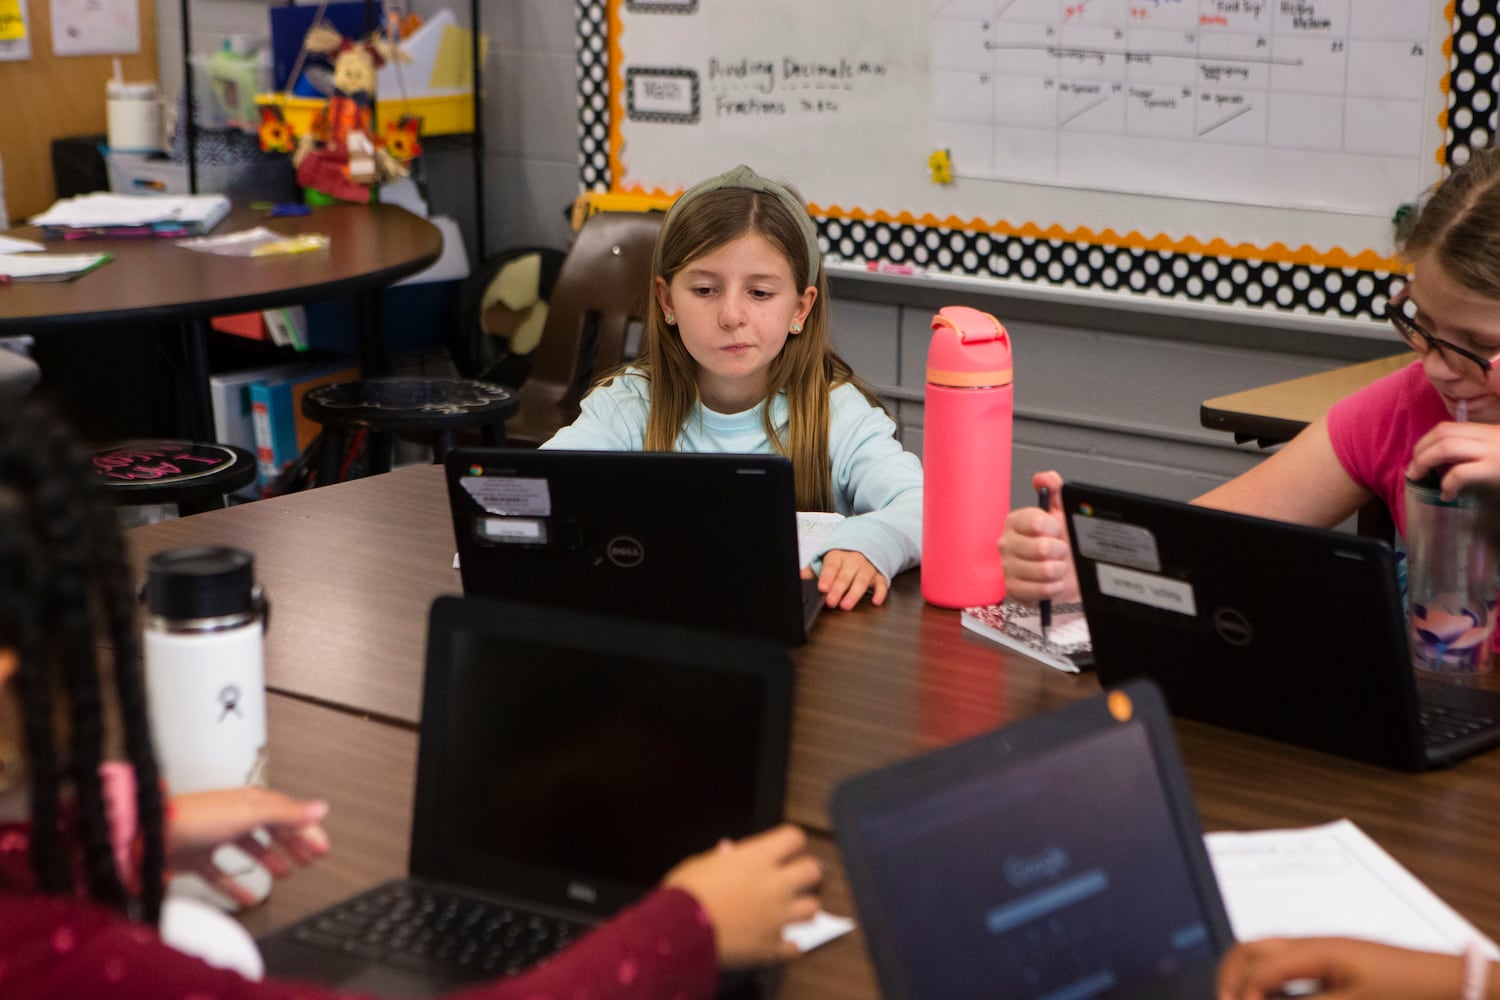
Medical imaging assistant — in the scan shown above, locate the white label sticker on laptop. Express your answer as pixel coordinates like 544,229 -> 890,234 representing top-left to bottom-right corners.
477,517 -> 548,544
1072,516 -> 1161,572
1095,563 -> 1197,617
461,476 -> 552,516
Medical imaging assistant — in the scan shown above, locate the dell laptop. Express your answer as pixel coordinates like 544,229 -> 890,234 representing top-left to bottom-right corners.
1064,482 -> 1500,771
259,595 -> 794,997
833,680 -> 1234,1000
444,447 -> 823,645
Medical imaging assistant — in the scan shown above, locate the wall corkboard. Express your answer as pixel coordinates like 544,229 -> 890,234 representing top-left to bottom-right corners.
0,0 -> 158,222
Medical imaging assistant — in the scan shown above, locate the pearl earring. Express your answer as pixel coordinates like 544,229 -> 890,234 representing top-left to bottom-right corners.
665,313 -> 676,325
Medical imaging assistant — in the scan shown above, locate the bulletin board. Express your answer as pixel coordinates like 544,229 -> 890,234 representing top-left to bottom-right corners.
576,0 -> 1497,322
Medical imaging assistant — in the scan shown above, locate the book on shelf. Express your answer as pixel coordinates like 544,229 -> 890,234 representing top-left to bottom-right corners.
961,599 -> 1092,674
249,363 -> 357,492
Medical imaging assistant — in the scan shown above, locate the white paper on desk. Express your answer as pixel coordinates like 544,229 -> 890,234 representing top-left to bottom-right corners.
1207,819 -> 1500,957
782,909 -> 854,952
797,511 -> 844,568
0,252 -> 109,278
0,236 -> 43,254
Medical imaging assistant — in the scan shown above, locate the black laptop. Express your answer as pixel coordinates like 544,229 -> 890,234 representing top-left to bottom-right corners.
1064,481 -> 1500,771
259,595 -> 794,998
444,448 -> 823,645
832,680 -> 1234,1000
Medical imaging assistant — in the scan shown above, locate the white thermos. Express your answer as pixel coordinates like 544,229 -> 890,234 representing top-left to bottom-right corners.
143,546 -> 268,793
142,546 -> 271,909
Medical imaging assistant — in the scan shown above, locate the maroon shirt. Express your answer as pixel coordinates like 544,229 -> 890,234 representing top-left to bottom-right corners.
0,820 -> 720,1000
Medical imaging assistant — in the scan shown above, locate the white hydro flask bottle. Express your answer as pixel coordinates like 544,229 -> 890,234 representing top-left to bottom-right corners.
142,546 -> 271,909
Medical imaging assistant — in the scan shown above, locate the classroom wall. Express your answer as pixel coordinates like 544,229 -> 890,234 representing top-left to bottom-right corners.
823,273 -> 1401,506
463,1 -> 1411,507
157,0 -> 1409,508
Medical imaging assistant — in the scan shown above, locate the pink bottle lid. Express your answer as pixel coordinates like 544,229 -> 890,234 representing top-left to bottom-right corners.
927,306 -> 1012,388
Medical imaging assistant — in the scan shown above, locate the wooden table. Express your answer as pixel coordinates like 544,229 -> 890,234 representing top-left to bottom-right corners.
1,203 -> 442,438
126,466 -> 1500,996
1200,352 -> 1415,448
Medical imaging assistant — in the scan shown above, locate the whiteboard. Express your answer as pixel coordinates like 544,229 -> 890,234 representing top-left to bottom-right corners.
581,0 -> 1481,318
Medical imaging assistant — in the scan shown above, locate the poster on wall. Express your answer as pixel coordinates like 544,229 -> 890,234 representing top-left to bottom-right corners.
0,0 -> 32,61
50,0 -> 138,56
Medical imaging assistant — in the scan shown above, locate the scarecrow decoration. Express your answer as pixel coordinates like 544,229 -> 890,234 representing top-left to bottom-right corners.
258,20 -> 424,204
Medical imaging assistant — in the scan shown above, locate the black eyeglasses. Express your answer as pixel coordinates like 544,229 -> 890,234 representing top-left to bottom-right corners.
1385,293 -> 1497,386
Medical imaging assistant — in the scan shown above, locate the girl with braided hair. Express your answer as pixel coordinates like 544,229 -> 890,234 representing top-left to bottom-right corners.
0,398 -> 821,998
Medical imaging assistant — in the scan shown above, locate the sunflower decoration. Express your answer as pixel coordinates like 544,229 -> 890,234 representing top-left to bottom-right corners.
381,115 -> 424,164
258,105 -> 296,155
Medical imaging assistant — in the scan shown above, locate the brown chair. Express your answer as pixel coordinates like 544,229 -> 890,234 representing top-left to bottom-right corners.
504,211 -> 663,446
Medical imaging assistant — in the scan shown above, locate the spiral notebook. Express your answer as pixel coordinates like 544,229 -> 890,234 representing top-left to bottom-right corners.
961,599 -> 1093,673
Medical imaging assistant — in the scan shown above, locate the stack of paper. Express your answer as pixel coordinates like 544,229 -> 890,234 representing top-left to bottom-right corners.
29,193 -> 231,238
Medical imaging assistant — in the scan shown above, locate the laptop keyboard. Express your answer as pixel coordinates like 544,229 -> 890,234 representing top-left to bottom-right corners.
1419,702 -> 1497,746
288,882 -> 589,979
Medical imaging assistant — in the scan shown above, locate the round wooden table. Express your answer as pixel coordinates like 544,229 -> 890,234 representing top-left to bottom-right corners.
0,202 -> 443,439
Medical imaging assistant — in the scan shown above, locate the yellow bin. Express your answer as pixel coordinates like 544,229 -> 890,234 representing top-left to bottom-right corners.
255,92 -> 475,137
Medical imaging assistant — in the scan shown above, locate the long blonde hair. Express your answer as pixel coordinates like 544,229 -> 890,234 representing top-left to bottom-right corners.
634,183 -> 882,511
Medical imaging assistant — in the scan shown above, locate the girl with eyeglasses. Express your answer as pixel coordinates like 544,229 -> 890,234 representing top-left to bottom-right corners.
1000,145 -> 1500,607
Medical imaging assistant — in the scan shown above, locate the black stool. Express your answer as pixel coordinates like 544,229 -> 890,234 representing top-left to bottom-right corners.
90,441 -> 259,516
301,377 -> 518,486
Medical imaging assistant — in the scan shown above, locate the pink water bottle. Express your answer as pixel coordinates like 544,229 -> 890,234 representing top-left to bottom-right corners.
921,306 -> 1013,608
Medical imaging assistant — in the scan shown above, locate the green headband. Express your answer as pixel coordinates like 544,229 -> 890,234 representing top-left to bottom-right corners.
655,164 -> 822,287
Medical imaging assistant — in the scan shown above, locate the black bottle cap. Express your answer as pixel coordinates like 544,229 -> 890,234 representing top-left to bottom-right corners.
144,546 -> 255,620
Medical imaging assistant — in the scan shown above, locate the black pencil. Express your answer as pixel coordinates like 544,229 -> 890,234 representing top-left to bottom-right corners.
1036,486 -> 1052,643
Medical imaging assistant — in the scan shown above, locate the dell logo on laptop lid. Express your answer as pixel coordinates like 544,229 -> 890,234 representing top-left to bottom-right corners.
605,536 -> 644,568
1212,607 -> 1254,647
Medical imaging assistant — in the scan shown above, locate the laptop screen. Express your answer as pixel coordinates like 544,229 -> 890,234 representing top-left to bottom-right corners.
834,682 -> 1230,1000
411,597 -> 793,919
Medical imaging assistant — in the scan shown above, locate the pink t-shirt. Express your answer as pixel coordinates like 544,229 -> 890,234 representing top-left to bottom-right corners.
1325,360 -> 1448,540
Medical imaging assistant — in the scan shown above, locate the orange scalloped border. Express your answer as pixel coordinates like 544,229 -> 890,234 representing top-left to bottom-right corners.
607,0 -> 1457,275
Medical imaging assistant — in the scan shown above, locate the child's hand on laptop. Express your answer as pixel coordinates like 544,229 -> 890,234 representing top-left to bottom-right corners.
167,787 -> 331,904
662,823 -> 822,967
803,549 -> 889,610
